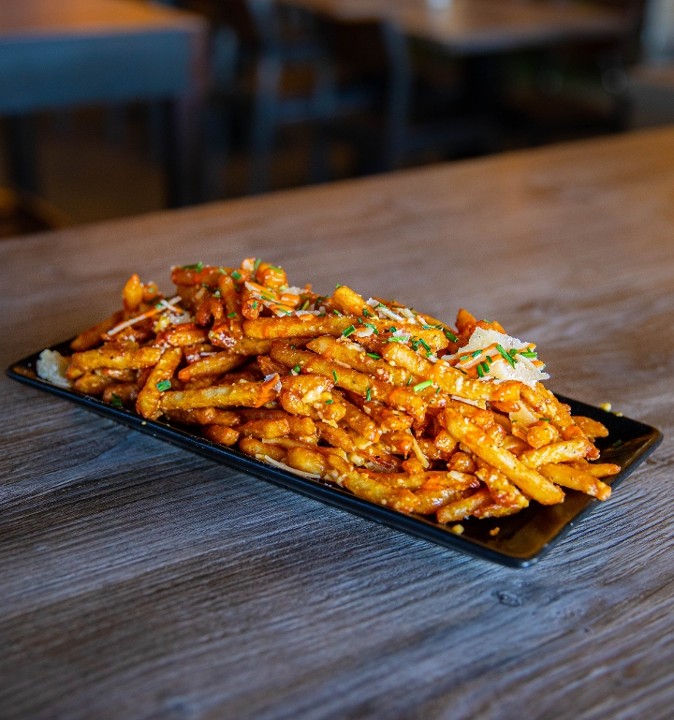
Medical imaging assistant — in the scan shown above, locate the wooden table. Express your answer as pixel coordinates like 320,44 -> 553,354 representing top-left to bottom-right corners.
0,0 -> 208,207
2,126 -> 673,719
286,0 -> 629,54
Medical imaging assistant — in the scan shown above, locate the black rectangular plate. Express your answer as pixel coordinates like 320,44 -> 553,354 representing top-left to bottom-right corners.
7,341 -> 663,567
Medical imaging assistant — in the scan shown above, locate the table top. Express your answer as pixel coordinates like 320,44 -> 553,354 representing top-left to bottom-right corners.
2,126 -> 673,719
0,0 -> 207,112
0,0 -> 204,40
287,0 -> 629,53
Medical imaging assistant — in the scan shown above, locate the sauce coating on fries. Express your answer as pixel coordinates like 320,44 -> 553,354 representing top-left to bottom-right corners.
39,258 -> 620,523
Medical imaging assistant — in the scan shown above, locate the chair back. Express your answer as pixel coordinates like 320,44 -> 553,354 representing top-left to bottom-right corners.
181,0 -> 283,52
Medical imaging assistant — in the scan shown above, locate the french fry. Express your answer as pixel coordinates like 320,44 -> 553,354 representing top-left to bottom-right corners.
177,350 -> 247,382
136,347 -> 183,420
160,374 -> 280,411
538,463 -> 612,501
70,310 -> 124,351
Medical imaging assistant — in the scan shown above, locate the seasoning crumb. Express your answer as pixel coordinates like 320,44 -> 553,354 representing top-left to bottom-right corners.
451,524 -> 465,535
489,527 -> 501,537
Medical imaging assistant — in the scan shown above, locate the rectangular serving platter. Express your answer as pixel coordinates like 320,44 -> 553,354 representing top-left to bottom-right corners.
7,341 -> 663,567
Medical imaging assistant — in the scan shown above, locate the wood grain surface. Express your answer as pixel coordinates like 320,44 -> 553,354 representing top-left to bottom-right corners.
1,126 -> 673,720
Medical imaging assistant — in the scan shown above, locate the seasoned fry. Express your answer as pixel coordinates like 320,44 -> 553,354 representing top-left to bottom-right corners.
136,347 -> 183,420
159,375 -> 280,412
44,258 -> 619,526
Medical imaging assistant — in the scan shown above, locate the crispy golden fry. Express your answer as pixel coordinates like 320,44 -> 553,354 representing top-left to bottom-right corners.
572,415 -> 610,440
437,488 -> 493,524
70,310 -> 124,351
68,346 -> 163,378
136,347 -> 183,420
538,463 -> 612,501
54,257 -> 618,526
245,315 -> 448,352
519,437 -> 592,468
162,407 -> 240,426
160,374 -> 279,411
239,415 -> 317,441
158,323 -> 209,347
203,425 -> 240,446
72,372 -> 114,396
177,350 -> 247,382
570,460 -> 620,478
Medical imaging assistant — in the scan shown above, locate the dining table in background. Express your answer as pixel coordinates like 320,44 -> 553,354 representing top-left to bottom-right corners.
2,125 -> 673,719
0,0 -> 208,208
284,0 -> 630,54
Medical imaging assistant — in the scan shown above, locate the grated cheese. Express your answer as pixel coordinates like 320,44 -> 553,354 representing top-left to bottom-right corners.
445,327 -> 549,388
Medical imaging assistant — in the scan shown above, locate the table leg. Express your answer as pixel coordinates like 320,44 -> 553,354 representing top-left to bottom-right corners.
2,116 -> 40,194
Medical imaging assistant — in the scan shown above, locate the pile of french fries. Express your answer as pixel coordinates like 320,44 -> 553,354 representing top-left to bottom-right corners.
58,258 -> 619,524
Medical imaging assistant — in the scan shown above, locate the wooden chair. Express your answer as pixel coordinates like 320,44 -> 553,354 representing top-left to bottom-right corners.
179,0 -> 332,194
506,0 -> 649,142
0,184 -> 70,239
310,14 -> 500,180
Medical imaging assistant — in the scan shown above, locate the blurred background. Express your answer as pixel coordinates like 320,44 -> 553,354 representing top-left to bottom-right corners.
2,0 -> 674,238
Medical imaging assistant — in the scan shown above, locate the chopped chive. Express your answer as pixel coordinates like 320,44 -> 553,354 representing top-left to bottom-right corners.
110,394 -> 123,409
156,379 -> 171,392
332,370 -> 338,383
342,325 -> 356,337
444,329 -> 458,342
471,349 -> 483,358
293,365 -> 301,374
496,344 -> 516,367
300,299 -> 310,310
333,309 -> 343,316
363,323 -> 378,334
365,387 -> 372,402
362,308 -> 372,317
182,261 -> 203,271
519,350 -> 538,358
413,379 -> 433,393
388,326 -> 397,333
253,258 -> 262,272
228,311 -> 237,318
387,337 -> 404,343
324,399 -> 334,405
231,270 -> 242,280
366,352 -> 381,360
